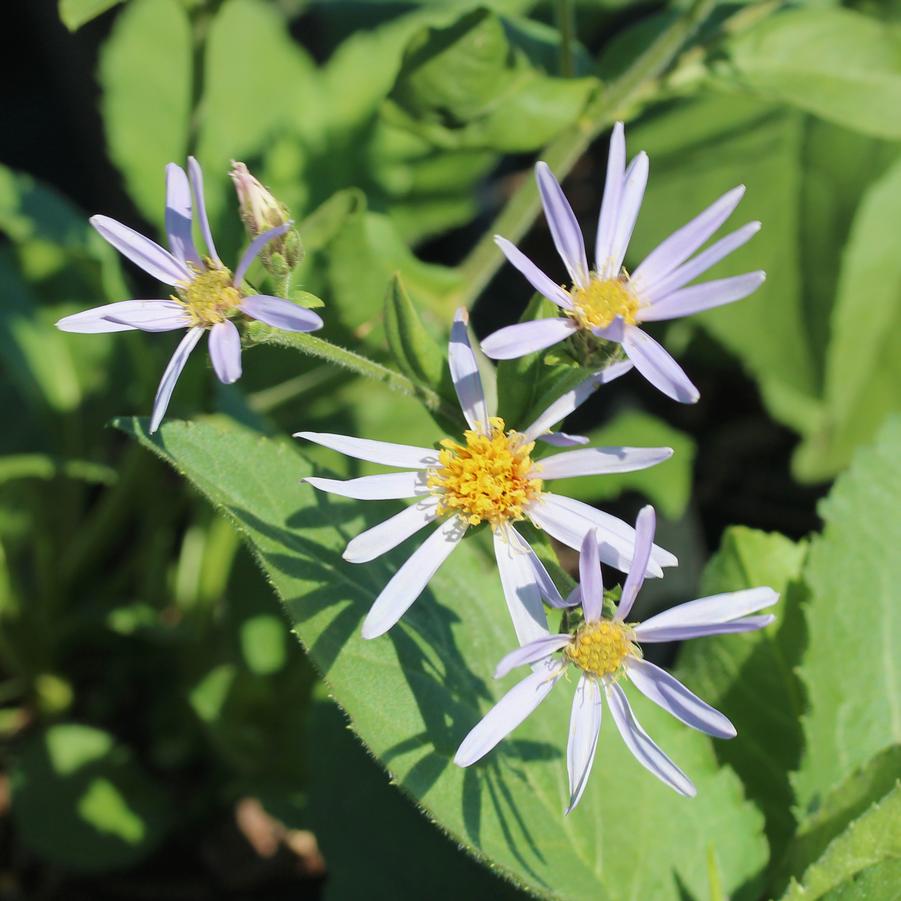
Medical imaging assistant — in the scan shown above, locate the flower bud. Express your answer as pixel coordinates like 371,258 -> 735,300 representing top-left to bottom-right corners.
229,161 -> 303,276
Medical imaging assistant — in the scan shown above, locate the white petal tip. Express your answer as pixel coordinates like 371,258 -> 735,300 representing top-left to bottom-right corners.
535,160 -> 550,174
454,307 -> 469,324
360,621 -> 385,641
293,431 -> 314,440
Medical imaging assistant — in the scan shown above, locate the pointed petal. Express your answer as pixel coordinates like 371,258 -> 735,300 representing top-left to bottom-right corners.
494,634 -> 571,679
640,272 -> 766,322
594,122 -> 626,277
361,518 -> 464,639
637,587 -> 779,631
522,361 -> 633,443
623,327 -> 699,404
642,221 -> 761,301
578,529 -> 603,623
537,445 -> 672,480
538,432 -> 590,447
104,300 -> 192,333
494,236 -> 573,309
566,675 -> 603,813
91,215 -> 189,285
305,471 -> 427,500
234,223 -> 291,284
342,499 -> 439,564
187,157 -> 220,264
480,318 -> 577,361
150,327 -> 203,433
609,152 -> 649,276
615,505 -> 655,622
449,308 -> 489,432
633,614 -> 775,643
241,295 -> 323,332
494,527 -> 551,645
454,659 -> 562,766
605,682 -> 696,796
208,320 -> 242,384
632,186 -> 746,291
57,300 -> 185,334
625,658 -> 735,739
536,162 -> 589,288
165,163 -> 201,267
293,432 -> 437,469
592,315 -> 627,343
529,493 -> 676,575
527,547 -> 568,608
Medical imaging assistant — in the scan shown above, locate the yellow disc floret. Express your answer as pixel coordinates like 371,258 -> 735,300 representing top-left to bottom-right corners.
175,263 -> 242,327
569,276 -> 639,330
565,619 -> 636,678
428,417 -> 543,527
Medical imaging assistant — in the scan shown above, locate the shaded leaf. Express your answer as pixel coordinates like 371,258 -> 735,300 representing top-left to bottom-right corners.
59,0 -> 124,31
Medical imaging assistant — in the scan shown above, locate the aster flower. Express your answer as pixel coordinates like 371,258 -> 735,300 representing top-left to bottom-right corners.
57,158 -> 323,432
481,122 -> 765,403
297,309 -> 677,644
454,506 -> 778,811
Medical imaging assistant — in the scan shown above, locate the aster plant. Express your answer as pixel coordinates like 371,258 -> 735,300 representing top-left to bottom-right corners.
481,122 -> 765,403
297,309 -> 677,643
56,158 -> 323,432
454,506 -> 779,811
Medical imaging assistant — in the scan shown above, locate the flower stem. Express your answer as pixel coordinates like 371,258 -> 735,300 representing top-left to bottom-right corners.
556,0 -> 576,78
455,0 -> 719,307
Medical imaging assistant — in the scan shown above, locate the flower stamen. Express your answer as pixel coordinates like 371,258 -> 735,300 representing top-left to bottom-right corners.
176,263 -> 242,327
565,619 -> 636,678
568,275 -> 639,330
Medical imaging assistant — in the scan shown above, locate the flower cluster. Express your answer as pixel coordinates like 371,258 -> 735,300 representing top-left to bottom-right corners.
61,124 -> 778,813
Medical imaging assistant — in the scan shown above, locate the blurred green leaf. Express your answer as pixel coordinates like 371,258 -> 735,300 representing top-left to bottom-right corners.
793,417 -> 901,816
240,614 -> 287,676
0,454 -> 117,486
59,0 -> 124,31
779,783 -> 901,900
99,0 -> 192,221
11,723 -> 172,871
118,415 -> 767,899
677,527 -> 808,862
775,746 -> 901,893
795,156 -> 901,480
385,8 -> 597,151
551,410 -> 695,519
720,8 -> 901,139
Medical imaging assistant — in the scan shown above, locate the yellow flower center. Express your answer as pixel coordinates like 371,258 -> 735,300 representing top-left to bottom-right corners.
565,619 -> 636,678
569,276 -> 639,330
175,264 -> 242,327
427,417 -> 543,527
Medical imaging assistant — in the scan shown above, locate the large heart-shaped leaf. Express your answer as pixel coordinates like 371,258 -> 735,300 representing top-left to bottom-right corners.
118,414 -> 767,898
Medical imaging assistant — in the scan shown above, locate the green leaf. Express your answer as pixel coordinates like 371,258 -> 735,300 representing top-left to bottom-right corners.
59,0 -> 124,31
0,454 -> 117,486
793,417 -> 901,815
551,411 -> 695,519
385,8 -> 597,152
676,528 -> 808,860
98,0 -> 192,221
779,783 -> 901,900
11,724 -> 172,871
118,415 -> 767,899
795,155 -> 901,480
775,746 -> 901,893
721,8 -> 901,140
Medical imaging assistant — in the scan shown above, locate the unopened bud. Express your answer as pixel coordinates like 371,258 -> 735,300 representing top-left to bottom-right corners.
230,161 -> 303,274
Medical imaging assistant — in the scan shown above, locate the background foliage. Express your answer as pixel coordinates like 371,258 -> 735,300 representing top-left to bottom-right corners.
1,0 -> 899,898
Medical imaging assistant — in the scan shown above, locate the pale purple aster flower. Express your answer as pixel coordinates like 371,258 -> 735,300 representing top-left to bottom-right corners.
57,158 -> 323,432
297,309 -> 677,643
454,505 -> 778,811
481,122 -> 765,403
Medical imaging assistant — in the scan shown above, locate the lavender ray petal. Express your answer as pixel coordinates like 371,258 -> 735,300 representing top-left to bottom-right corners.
57,300 -> 183,334
605,682 -> 696,796
592,316 -> 627,343
526,546 -> 568,608
536,162 -> 589,288
454,658 -> 562,767
594,122 -> 626,277
149,326 -> 204,433
537,445 -> 673,480
634,615 -> 775,643
90,215 -> 189,285
609,152 -> 649,276
208,320 -> 242,384
640,272 -> 766,322
494,237 -> 572,309
566,675 -> 603,814
538,432 -> 590,447
480,318 -> 577,360
615,505 -> 655,622
623,327 -> 700,404
449,308 -> 489,432
494,526 -> 551,645
165,163 -> 201,267
304,471 -> 427,501
636,587 -> 779,632
187,157 -> 220,264
293,432 -> 437,469
233,223 -> 291,285
342,499 -> 439,564
240,294 -> 323,333
494,634 -> 572,680
361,518 -> 465,639
578,529 -> 603,623
625,658 -> 736,739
